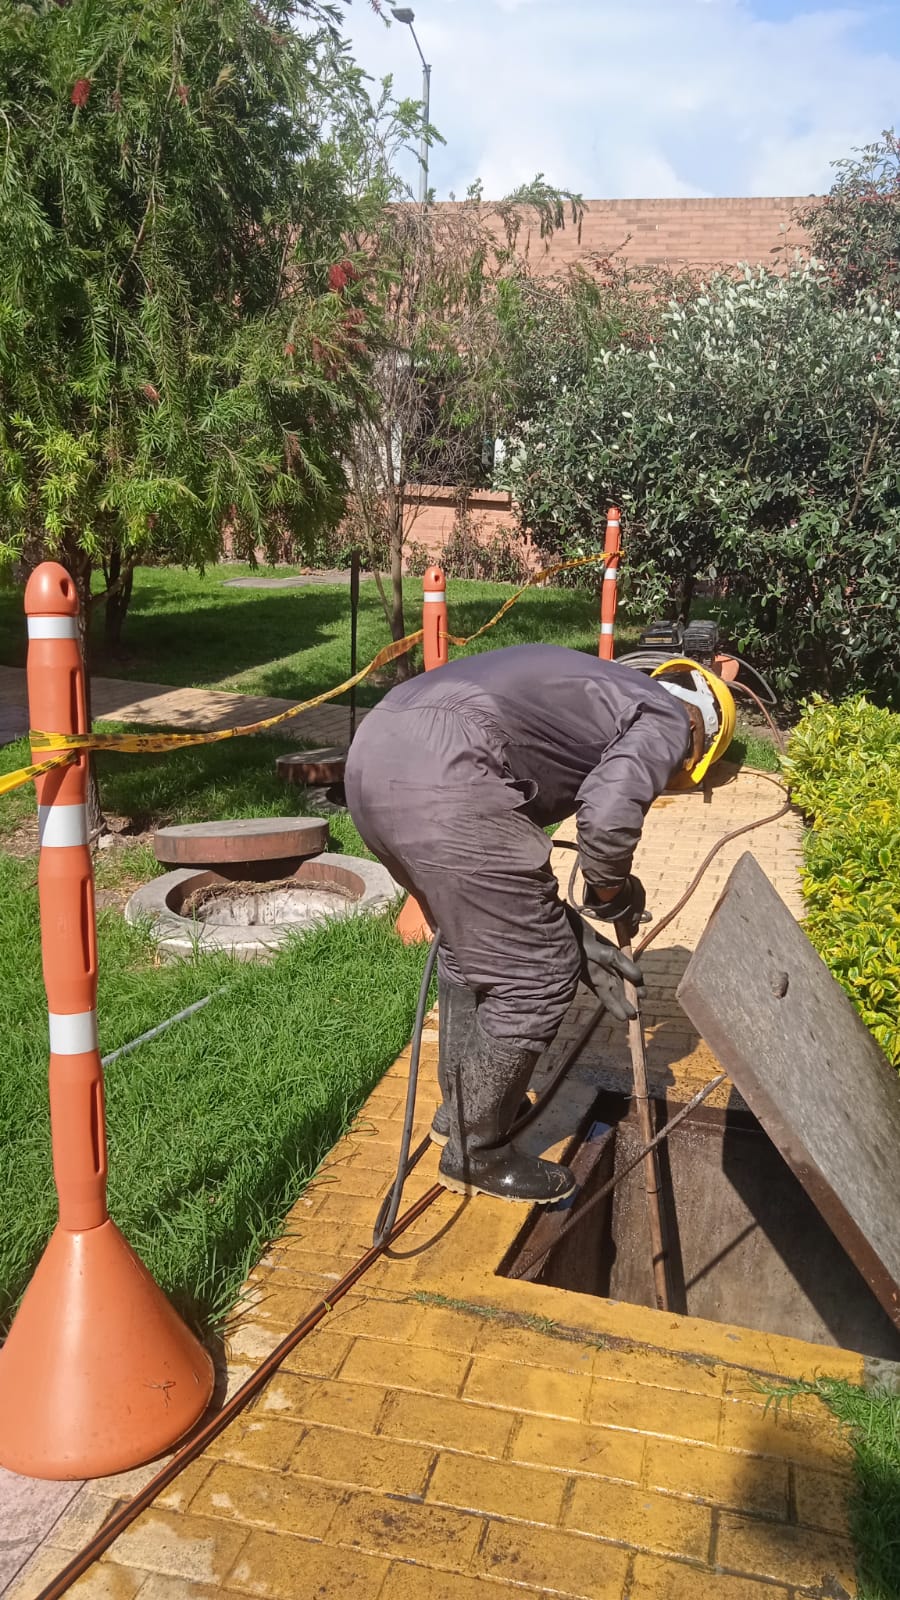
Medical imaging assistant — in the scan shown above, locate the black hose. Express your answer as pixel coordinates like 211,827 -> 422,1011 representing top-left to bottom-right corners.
372,930 -> 441,1246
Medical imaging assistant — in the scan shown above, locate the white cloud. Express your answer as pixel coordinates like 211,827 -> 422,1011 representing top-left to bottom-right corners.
339,0 -> 900,199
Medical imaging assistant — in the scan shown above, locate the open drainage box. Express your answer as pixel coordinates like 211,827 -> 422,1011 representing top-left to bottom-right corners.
503,1090 -> 900,1361
126,853 -> 400,960
505,855 -> 900,1366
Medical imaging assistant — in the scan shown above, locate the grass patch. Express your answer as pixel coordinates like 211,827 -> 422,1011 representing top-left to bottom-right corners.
0,850 -> 429,1334
727,727 -> 782,773
763,1378 -> 900,1600
0,564 -> 635,708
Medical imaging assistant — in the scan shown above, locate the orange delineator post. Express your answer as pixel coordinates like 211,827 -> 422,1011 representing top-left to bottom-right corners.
395,566 -> 447,945
0,562 -> 213,1480
598,506 -> 621,661
422,563 -> 449,672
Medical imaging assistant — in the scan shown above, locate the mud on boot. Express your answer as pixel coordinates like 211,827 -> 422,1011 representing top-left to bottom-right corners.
437,1017 -> 576,1205
430,974 -> 533,1147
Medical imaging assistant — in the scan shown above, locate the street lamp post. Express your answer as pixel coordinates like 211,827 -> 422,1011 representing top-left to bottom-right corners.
391,7 -> 431,204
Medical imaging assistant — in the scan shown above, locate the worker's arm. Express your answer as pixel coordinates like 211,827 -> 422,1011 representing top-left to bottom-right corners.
574,702 -> 690,892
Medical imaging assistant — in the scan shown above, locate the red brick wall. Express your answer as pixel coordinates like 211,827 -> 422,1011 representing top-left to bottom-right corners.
437,195 -> 811,277
400,485 -> 540,573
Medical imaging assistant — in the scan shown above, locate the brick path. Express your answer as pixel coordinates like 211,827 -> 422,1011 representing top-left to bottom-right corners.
0,666 -> 362,749
10,763 -> 868,1600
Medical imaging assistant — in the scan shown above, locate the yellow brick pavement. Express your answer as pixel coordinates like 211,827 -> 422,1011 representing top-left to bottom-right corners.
12,762 -> 866,1600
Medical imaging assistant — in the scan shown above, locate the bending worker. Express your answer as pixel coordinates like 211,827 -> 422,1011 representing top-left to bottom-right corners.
345,642 -> 731,1207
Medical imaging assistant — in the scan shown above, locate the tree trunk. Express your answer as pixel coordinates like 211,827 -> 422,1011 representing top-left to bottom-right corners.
102,544 -> 135,652
680,571 -> 695,622
61,539 -> 105,840
389,496 -> 411,680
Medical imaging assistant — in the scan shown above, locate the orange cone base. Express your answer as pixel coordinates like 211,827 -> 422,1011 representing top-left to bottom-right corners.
395,893 -> 432,945
0,1219 -> 214,1480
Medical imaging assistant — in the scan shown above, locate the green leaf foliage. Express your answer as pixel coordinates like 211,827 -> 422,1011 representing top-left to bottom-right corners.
783,696 -> 900,1066
796,129 -> 900,307
0,0 -> 373,579
503,262 -> 900,706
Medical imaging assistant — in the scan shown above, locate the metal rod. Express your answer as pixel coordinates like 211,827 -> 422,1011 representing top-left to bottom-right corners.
618,930 -> 672,1312
509,1072 -> 726,1281
100,989 -> 225,1068
348,549 -> 361,745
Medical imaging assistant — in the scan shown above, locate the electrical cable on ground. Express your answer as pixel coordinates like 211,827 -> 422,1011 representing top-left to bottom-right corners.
100,988 -> 227,1068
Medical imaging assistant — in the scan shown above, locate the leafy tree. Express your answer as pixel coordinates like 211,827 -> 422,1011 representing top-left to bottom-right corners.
0,0 -> 374,659
497,251 -> 696,428
333,80 -> 582,654
796,130 -> 900,307
505,265 -> 900,706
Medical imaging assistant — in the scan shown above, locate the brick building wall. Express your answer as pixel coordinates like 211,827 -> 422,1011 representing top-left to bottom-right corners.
401,484 -> 538,574
463,194 -> 811,277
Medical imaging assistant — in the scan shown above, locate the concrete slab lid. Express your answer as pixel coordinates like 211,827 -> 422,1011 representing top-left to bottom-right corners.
276,748 -> 346,786
153,816 -> 328,865
676,851 -> 900,1332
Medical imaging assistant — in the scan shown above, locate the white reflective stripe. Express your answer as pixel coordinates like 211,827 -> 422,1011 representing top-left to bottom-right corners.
39,804 -> 88,848
27,617 -> 79,640
422,591 -> 445,602
49,1010 -> 98,1055
603,568 -> 618,579
600,623 -> 615,634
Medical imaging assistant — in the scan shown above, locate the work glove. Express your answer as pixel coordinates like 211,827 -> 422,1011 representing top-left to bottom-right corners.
565,905 -> 645,1022
580,869 -> 647,941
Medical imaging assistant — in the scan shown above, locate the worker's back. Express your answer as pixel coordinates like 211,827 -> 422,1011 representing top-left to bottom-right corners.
376,643 -> 689,825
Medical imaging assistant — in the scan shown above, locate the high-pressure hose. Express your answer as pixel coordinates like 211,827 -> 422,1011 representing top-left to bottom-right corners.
372,932 -> 441,1247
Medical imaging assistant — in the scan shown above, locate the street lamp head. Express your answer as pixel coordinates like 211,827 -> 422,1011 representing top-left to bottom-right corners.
391,8 -> 416,22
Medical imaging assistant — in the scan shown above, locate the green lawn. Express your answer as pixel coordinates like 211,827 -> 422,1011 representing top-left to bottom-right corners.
0,722 -> 323,838
0,562 -> 633,708
0,846 -> 429,1335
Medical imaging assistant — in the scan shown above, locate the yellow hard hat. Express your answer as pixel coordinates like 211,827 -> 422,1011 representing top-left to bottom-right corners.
651,657 -> 736,785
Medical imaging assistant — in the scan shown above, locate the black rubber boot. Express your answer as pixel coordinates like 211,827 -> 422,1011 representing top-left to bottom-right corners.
438,1018 -> 576,1205
430,977 -> 530,1146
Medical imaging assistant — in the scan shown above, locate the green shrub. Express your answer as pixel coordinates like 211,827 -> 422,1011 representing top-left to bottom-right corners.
784,697 -> 900,1066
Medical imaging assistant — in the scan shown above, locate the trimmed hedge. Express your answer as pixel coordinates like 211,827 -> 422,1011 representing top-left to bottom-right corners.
784,697 -> 900,1067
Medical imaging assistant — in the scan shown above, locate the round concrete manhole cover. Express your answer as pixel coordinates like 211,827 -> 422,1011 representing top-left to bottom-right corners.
153,816 -> 329,867
276,748 -> 346,787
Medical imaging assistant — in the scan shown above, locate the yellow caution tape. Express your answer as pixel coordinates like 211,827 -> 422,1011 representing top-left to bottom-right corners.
1,552 -> 607,799
0,751 -> 80,798
29,629 -> 425,758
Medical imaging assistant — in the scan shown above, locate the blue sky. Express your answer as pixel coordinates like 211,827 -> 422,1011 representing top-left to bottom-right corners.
341,1 -> 900,199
